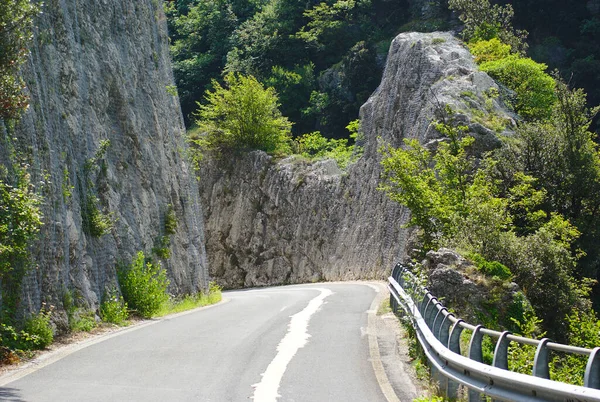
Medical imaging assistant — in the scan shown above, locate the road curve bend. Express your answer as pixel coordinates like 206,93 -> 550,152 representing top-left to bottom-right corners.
0,282 -> 414,402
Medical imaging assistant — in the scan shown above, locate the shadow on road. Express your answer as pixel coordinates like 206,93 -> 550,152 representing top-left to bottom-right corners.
0,387 -> 25,402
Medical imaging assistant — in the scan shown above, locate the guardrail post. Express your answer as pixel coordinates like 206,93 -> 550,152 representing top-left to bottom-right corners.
448,319 -> 464,354
492,331 -> 511,370
533,338 -> 550,379
419,291 -> 431,315
447,319 -> 464,400
469,325 -> 484,362
438,313 -> 454,347
585,347 -> 600,389
393,263 -> 403,284
389,290 -> 397,314
426,301 -> 441,329
432,308 -> 447,341
421,296 -> 437,327
490,331 -> 510,402
468,325 -> 485,402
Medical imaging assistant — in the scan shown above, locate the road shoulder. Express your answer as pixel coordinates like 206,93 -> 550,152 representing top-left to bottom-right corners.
367,282 -> 426,402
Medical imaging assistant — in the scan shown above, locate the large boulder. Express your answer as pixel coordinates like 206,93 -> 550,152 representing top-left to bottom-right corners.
200,32 -> 515,288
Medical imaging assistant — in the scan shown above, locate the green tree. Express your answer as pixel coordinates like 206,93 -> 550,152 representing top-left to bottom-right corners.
165,0 -> 239,124
480,55 -> 556,120
379,117 -> 586,339
225,0 -> 308,78
0,0 -> 41,119
191,72 -> 292,155
378,119 -> 472,250
295,0 -> 372,67
264,63 -> 316,136
447,0 -> 527,53
491,80 -> 600,278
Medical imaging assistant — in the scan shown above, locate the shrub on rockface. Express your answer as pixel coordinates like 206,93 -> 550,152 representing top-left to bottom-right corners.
0,0 -> 41,119
191,72 -> 292,156
0,166 -> 43,320
118,252 -> 170,318
468,38 -> 511,64
480,55 -> 556,120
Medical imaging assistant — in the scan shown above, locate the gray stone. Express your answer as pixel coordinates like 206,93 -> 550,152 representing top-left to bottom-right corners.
1,0 -> 208,316
200,32 -> 515,288
423,248 -> 528,329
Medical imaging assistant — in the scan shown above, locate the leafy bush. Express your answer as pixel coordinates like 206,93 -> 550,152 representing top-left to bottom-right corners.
480,55 -> 556,120
0,167 -> 43,282
118,252 -> 170,318
468,38 -> 511,64
164,205 -> 177,235
100,289 -> 129,325
0,166 -> 43,322
0,0 -> 41,119
379,117 -> 586,340
294,121 -> 362,169
466,252 -> 512,280
82,192 -> 114,237
152,235 -> 171,260
192,72 -> 292,156
70,311 -> 97,332
448,0 -> 528,53
22,309 -> 53,350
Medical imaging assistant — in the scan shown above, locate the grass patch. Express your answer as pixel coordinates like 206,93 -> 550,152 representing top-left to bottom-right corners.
155,282 -> 222,317
69,311 -> 97,332
377,298 -> 392,315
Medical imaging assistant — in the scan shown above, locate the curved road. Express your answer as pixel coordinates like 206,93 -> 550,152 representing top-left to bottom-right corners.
0,283 -> 401,402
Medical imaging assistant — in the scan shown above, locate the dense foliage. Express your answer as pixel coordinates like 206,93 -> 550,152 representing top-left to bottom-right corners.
0,0 -> 40,119
118,252 -> 170,319
167,0 -> 409,138
296,120 -> 362,169
191,72 -> 292,155
0,165 -> 43,321
381,0 -> 600,345
505,0 -> 600,131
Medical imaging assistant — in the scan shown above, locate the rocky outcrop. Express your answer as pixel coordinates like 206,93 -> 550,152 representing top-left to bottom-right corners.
421,249 -> 530,331
200,32 -> 515,289
1,0 -> 208,318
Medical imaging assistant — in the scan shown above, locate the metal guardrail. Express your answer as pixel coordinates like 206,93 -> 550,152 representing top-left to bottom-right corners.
388,262 -> 600,401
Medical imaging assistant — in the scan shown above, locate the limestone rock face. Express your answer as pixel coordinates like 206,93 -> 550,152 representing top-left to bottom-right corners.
1,0 -> 208,315
200,32 -> 514,289
422,249 -> 526,330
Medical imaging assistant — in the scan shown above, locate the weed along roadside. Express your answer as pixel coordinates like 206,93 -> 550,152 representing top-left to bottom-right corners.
0,251 -> 223,370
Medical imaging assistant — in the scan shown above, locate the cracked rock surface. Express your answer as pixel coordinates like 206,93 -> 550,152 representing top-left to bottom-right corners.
200,32 -> 514,289
1,0 -> 208,318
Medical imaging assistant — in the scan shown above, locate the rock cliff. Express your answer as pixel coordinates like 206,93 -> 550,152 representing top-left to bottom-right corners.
200,32 -> 515,289
0,0 -> 208,319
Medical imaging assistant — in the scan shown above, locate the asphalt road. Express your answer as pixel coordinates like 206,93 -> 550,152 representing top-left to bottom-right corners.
0,283 -> 395,402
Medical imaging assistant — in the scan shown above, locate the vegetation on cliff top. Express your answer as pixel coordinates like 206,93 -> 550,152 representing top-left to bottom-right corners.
166,0 -> 408,138
188,71 -> 361,169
